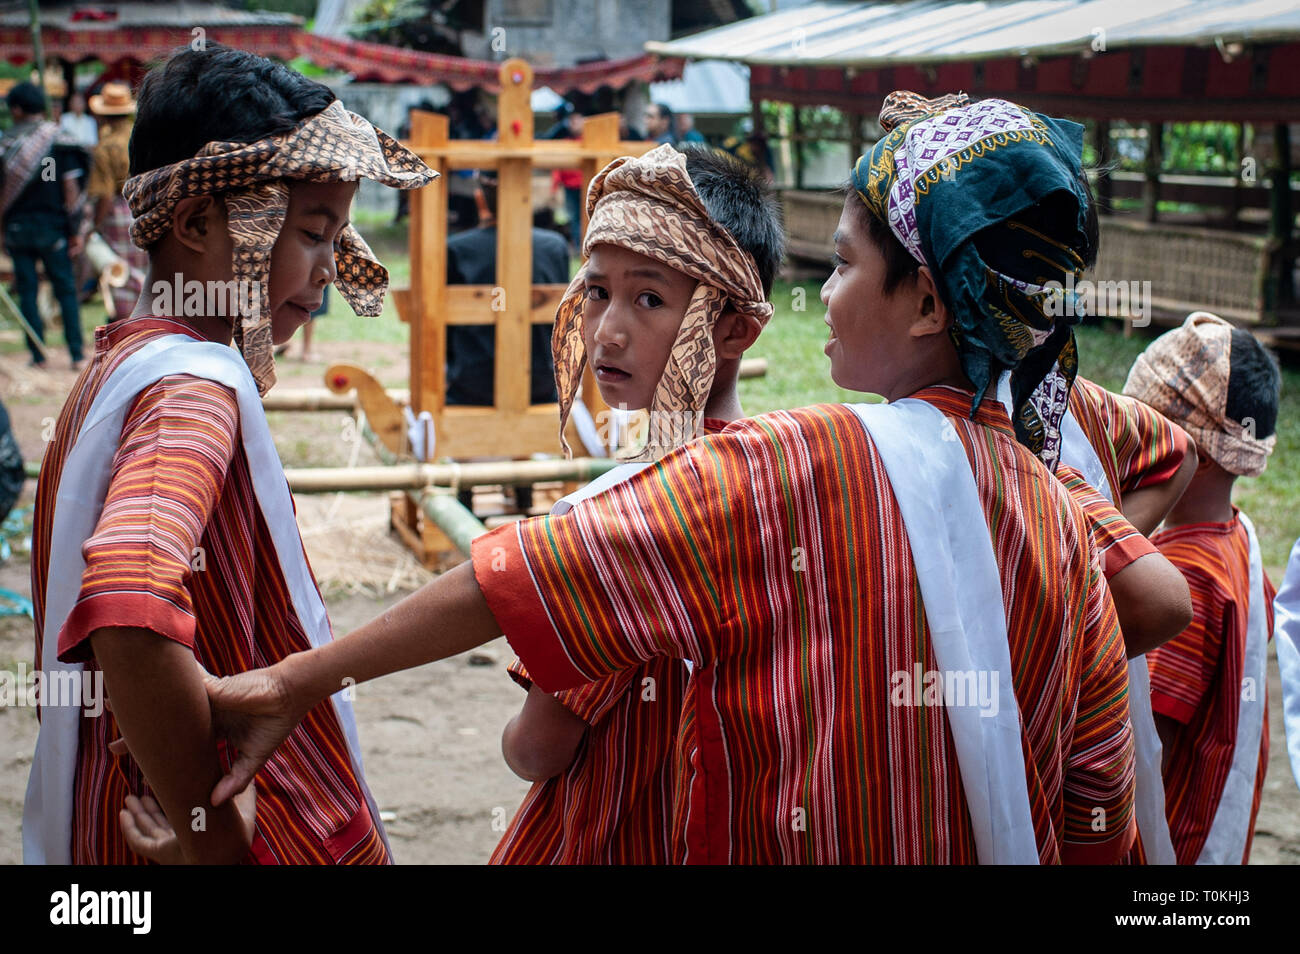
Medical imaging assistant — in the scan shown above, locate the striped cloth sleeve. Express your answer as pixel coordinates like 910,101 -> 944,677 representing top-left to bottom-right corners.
505,656 -> 641,724
1075,377 -> 1188,494
58,375 -> 240,663
1056,464 -> 1157,578
1061,555 -> 1138,862
473,443 -> 723,694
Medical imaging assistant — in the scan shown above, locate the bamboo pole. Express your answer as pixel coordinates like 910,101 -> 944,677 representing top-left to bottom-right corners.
262,389 -> 394,412
282,457 -> 619,494
0,281 -> 50,362
263,359 -> 767,414
419,491 -> 488,557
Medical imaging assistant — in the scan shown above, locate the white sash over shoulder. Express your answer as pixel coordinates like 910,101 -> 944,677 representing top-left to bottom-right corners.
24,335 -> 387,864
998,372 -> 1175,865
1197,513 -> 1267,865
848,398 -> 1038,864
1274,536 -> 1300,793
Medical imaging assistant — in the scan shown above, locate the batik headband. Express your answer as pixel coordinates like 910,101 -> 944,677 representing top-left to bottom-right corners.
852,91 -> 1091,469
123,100 -> 437,394
553,143 -> 773,461
1124,312 -> 1276,477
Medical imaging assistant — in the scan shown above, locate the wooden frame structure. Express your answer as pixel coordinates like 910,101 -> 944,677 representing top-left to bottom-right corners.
333,58 -> 656,566
394,57 -> 656,454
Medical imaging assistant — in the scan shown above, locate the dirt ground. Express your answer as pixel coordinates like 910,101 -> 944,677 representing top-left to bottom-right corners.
1,334 -> 1297,865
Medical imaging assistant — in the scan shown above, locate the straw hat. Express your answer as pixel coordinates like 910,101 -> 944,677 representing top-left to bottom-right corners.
89,81 -> 136,116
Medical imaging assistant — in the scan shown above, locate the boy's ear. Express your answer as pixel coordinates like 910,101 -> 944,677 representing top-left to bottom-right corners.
908,265 -> 953,339
713,305 -> 764,360
170,196 -> 227,256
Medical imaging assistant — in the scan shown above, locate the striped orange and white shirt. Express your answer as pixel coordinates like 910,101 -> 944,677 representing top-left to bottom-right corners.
474,388 -> 1136,864
1147,515 -> 1274,864
492,420 -> 729,865
33,317 -> 388,865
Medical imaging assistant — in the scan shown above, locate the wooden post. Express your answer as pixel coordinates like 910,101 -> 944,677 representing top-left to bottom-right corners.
1229,122 -> 1247,226
1092,120 -> 1112,215
579,113 -> 620,429
848,111 -> 864,165
408,110 -> 449,424
495,59 -> 535,418
1270,122 -> 1295,307
27,0 -> 47,115
1142,121 -> 1163,224
792,106 -> 805,190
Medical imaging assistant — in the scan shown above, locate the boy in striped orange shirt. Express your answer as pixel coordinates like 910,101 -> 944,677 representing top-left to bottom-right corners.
1123,312 -> 1280,864
25,45 -> 435,864
196,91 -> 1146,864
492,145 -> 784,863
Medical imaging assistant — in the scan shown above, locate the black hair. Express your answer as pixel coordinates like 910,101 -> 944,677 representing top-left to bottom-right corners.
129,44 -> 337,177
1226,328 -> 1280,439
6,81 -> 46,115
651,102 -> 674,125
847,170 -> 1101,294
683,146 -> 784,296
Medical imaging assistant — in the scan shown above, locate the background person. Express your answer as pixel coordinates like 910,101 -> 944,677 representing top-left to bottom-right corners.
0,81 -> 88,369
643,102 -> 677,147
87,81 -> 146,321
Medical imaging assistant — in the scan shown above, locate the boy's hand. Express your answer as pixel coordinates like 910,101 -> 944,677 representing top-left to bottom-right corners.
202,660 -> 309,806
120,784 -> 257,864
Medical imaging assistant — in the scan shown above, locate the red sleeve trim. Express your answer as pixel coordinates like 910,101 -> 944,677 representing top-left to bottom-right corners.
1103,532 -> 1158,579
506,664 -> 534,693
471,523 -> 588,694
1062,814 -> 1137,865
1148,687 -> 1197,725
56,591 -> 197,664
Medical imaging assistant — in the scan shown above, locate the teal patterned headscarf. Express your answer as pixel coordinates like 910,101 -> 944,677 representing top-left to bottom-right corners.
851,91 -> 1092,469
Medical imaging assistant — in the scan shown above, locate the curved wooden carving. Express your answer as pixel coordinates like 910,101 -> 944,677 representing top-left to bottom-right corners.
325,362 -> 407,457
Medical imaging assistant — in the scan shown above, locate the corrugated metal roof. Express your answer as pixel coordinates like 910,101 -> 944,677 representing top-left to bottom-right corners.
646,0 -> 1300,66
2,2 -> 300,29
651,59 -> 750,115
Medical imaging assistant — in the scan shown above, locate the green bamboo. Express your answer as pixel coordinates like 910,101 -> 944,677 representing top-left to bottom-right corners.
419,490 -> 488,557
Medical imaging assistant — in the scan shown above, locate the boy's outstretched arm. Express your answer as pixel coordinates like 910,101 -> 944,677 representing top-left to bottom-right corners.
93,627 -> 257,863
208,560 -> 503,805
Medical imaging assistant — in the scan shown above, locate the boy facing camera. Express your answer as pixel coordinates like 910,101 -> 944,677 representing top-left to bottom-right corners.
492,145 -> 783,863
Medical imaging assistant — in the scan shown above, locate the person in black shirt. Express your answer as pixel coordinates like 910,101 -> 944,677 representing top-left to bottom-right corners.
0,82 -> 88,368
445,171 -> 569,406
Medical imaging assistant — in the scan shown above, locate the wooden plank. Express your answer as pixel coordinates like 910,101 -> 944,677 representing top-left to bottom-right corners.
494,58 -> 535,418
578,113 -> 621,243
408,110 -> 448,424
434,404 -> 572,458
444,284 -> 566,325
392,284 -> 413,324
407,140 -> 655,169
